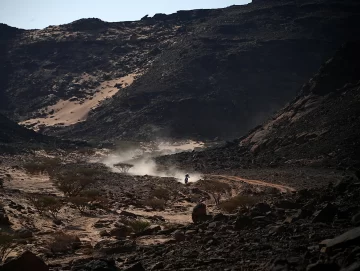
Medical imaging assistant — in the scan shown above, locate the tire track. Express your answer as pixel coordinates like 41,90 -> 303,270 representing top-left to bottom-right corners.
211,175 -> 296,193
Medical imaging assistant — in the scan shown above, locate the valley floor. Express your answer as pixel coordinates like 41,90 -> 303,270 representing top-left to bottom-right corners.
0,150 -> 358,271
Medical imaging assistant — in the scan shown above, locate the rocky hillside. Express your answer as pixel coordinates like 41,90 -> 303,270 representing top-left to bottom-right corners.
159,41 -> 360,170
1,0 -> 360,141
0,114 -> 87,153
0,114 -> 43,143
0,113 -> 48,153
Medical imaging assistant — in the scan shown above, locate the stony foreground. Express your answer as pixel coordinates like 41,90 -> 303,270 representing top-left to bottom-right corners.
1,156 -> 360,271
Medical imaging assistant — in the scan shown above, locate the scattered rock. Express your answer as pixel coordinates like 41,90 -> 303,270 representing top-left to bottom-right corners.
150,262 -> 164,270
135,225 -> 161,237
276,200 -> 301,209
320,227 -> 360,250
123,262 -> 145,271
53,219 -> 62,225
71,258 -> 118,271
94,240 -> 136,254
99,230 -> 110,237
306,262 -> 340,271
312,203 -> 337,223
341,262 -> 360,271
93,219 -> 113,229
185,230 -> 197,236
254,202 -> 271,214
213,213 -> 227,221
351,212 -> 360,226
208,221 -> 221,229
150,215 -> 165,221
109,224 -> 131,239
120,211 -> 139,218
235,215 -> 252,230
0,207 -> 10,225
173,230 -> 185,242
268,225 -> 285,235
334,177 -> 352,193
16,229 -> 33,239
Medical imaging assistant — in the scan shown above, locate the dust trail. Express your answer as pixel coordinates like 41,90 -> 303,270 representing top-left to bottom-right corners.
101,141 -> 203,182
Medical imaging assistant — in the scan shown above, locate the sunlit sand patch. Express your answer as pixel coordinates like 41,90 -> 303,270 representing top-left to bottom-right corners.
19,73 -> 140,131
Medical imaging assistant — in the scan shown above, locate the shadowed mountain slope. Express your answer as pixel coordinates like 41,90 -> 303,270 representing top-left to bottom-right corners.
158,41 -> 360,170
1,0 -> 360,142
59,0 -> 360,141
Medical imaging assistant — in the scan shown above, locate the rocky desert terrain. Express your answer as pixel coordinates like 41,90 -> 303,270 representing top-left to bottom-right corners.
1,0 -> 360,270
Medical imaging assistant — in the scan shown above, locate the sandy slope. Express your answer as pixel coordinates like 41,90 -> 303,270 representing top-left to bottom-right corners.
20,73 -> 139,130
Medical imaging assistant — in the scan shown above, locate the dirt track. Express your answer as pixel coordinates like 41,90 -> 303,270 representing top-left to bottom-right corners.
212,175 -> 296,193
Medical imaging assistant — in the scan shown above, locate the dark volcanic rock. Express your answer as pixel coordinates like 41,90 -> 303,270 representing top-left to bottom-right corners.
312,203 -> 337,223
0,206 -> 10,225
135,225 -> 161,237
94,240 -> 136,254
109,224 -> 131,239
173,230 -> 186,242
320,227 -> 360,250
234,215 -> 252,230
192,202 -> 207,223
123,262 -> 145,271
119,211 -> 139,218
71,258 -> 118,271
306,262 -> 340,271
276,200 -> 300,210
0,251 -> 49,271
16,228 -> 33,238
352,213 -> 360,226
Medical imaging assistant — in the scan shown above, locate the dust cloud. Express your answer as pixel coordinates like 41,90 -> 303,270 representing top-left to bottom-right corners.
101,141 -> 203,182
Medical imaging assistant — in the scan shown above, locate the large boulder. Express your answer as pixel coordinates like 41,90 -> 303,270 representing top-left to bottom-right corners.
0,207 -> 10,226
0,251 -> 48,271
192,203 -> 208,223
